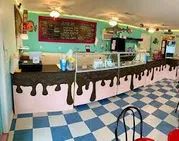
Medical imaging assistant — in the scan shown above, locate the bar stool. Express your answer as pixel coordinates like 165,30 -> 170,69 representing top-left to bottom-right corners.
115,106 -> 154,141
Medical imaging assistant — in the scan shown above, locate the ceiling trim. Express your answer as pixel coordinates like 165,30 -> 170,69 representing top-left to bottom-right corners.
28,10 -> 145,30
27,10 -> 179,32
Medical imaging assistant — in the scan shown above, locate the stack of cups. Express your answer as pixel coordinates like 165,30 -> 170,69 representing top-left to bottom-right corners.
60,59 -> 67,71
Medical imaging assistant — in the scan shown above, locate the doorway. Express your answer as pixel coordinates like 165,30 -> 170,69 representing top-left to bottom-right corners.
0,47 -> 3,138
0,16 -> 4,136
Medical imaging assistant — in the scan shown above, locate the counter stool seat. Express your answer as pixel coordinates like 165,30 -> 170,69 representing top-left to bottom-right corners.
135,137 -> 154,141
168,129 -> 179,141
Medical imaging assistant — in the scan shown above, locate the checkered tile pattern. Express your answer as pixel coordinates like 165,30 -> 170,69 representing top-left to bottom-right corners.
8,79 -> 179,141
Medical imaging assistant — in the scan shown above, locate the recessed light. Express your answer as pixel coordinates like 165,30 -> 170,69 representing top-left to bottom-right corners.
124,12 -> 133,15
20,33 -> 28,40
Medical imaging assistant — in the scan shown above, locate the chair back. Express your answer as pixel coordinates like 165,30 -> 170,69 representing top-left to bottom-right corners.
115,106 -> 143,141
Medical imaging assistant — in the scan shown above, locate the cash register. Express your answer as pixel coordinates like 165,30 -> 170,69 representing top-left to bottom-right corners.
19,52 -> 42,72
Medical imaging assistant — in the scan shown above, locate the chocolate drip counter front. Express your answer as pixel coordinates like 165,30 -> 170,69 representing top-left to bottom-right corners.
12,59 -> 179,114
74,69 -> 119,106
12,65 -> 75,114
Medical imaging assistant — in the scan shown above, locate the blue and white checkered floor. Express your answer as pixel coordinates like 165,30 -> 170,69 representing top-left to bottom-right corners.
8,79 -> 179,141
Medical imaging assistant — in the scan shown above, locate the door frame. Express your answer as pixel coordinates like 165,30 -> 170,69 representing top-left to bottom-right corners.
0,11 -> 4,135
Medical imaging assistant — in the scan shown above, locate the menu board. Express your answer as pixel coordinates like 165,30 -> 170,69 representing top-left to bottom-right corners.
39,16 -> 96,43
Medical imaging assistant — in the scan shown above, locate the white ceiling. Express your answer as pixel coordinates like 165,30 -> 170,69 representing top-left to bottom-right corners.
19,0 -> 179,29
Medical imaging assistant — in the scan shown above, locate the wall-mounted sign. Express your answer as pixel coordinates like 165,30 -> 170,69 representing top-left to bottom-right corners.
38,16 -> 97,43
23,20 -> 37,32
14,6 -> 22,36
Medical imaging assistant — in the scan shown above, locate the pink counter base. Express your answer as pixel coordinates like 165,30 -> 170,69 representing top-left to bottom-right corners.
13,65 -> 178,114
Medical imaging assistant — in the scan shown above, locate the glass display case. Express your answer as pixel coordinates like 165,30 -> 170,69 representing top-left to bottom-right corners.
118,52 -> 146,68
75,52 -> 147,72
75,52 -> 119,72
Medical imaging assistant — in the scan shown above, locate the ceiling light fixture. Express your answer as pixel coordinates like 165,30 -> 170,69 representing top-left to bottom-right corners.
109,20 -> 117,27
20,33 -> 28,40
50,10 -> 60,18
148,28 -> 155,33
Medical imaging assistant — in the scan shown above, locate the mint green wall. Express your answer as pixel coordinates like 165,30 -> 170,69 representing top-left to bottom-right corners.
23,12 -> 144,53
120,28 -> 143,50
23,13 -> 111,53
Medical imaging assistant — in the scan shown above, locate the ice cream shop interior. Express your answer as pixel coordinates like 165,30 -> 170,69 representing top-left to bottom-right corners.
1,0 -> 179,141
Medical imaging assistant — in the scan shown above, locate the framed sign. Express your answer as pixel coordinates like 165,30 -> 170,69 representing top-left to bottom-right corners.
14,6 -> 22,37
38,16 -> 97,43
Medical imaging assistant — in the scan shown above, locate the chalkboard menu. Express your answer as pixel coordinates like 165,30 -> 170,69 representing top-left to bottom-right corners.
39,16 -> 97,43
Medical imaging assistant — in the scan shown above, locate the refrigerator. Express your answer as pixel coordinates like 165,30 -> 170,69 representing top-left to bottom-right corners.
161,40 -> 176,58
110,38 -> 125,52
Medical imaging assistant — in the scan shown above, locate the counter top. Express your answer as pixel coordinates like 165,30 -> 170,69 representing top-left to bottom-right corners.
166,57 -> 179,61
15,65 -> 75,73
15,58 -> 179,74
12,58 -> 179,109
42,65 -> 75,73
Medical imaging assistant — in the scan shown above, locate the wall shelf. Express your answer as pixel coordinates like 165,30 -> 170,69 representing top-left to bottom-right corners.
126,37 -> 143,42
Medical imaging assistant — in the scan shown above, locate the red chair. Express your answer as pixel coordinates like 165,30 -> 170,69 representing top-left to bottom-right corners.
115,106 -> 154,141
167,100 -> 179,141
168,129 -> 179,141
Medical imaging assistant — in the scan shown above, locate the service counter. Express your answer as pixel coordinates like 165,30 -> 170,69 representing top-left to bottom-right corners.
12,59 -> 179,114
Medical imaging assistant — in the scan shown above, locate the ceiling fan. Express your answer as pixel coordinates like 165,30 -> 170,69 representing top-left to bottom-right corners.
44,0 -> 75,17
